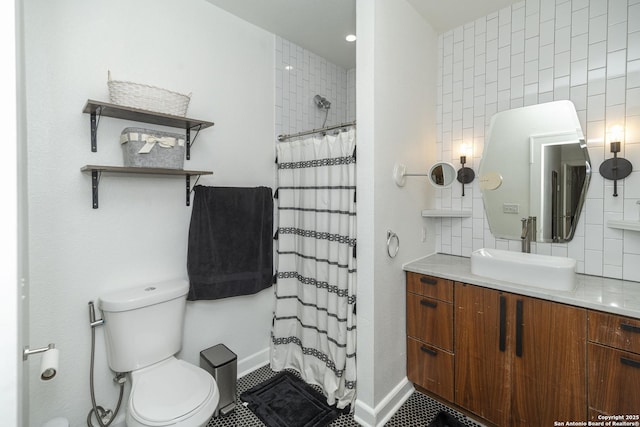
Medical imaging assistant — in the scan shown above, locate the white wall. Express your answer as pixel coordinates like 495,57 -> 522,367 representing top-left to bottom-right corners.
23,0 -> 275,425
435,0 -> 640,282
355,0 -> 438,425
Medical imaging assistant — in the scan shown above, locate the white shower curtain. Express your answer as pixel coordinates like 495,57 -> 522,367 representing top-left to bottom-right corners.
270,128 -> 357,409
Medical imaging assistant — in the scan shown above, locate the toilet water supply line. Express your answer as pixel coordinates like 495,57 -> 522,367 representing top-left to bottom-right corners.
87,301 -> 125,427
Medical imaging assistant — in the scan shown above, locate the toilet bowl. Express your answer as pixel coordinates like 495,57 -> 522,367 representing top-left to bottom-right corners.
98,280 -> 219,427
126,357 -> 219,427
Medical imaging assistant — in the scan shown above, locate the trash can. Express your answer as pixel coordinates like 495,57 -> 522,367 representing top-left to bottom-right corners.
200,344 -> 237,416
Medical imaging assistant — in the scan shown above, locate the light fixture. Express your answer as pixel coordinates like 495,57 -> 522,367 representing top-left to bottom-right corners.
599,125 -> 632,197
456,143 -> 475,196
284,65 -> 293,71
345,34 -> 357,42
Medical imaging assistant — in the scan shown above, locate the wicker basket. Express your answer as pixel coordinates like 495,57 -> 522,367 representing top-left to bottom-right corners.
107,71 -> 191,117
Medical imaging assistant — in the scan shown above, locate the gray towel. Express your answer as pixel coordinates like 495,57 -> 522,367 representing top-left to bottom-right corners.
187,186 -> 273,300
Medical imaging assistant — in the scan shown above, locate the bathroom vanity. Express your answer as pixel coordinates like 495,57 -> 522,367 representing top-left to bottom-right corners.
404,253 -> 640,427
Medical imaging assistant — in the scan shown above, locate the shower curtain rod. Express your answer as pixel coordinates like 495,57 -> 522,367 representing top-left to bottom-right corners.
277,120 -> 356,142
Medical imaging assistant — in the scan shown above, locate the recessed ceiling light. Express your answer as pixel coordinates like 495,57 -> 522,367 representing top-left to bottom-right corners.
285,65 -> 293,71
345,34 -> 356,42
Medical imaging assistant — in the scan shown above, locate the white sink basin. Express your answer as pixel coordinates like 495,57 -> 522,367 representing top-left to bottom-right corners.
470,248 -> 577,291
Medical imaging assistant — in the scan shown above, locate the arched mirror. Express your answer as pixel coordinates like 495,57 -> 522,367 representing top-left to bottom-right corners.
428,162 -> 456,188
479,100 -> 591,243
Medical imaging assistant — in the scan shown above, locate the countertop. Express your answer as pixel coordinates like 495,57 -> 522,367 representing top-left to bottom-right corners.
403,253 -> 640,319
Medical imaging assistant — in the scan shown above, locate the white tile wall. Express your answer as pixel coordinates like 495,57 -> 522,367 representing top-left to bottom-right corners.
275,36 -> 355,138
436,0 -> 640,282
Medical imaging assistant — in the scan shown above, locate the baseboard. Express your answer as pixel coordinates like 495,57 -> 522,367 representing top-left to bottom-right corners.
353,377 -> 415,427
237,347 -> 270,378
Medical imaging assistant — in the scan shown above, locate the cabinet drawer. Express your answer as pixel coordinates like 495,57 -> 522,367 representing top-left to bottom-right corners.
588,342 -> 640,417
588,311 -> 640,354
407,338 -> 454,402
406,293 -> 453,351
406,272 -> 453,302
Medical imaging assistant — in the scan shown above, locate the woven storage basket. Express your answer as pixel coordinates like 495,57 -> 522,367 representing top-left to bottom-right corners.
107,71 -> 191,117
120,127 -> 186,169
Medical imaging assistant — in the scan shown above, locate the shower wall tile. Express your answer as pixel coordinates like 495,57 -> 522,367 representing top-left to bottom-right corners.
275,36 -> 355,138
435,0 -> 640,283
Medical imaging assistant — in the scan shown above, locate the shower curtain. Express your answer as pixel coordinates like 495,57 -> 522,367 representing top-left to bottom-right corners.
270,128 -> 357,409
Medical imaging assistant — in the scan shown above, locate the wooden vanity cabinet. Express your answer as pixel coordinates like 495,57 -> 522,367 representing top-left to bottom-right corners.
587,311 -> 640,419
406,271 -> 640,427
406,273 -> 455,402
453,282 -> 587,426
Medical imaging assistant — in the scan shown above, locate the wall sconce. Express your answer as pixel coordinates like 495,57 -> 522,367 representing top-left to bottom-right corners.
456,143 -> 475,196
599,125 -> 632,197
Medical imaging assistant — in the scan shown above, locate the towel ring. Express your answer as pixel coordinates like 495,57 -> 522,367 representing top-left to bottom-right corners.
387,230 -> 399,258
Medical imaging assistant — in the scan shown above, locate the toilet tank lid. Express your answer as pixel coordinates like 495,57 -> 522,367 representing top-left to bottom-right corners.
99,279 -> 189,312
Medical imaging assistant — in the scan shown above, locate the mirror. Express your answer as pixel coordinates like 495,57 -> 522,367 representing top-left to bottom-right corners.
479,100 -> 591,243
428,162 -> 456,188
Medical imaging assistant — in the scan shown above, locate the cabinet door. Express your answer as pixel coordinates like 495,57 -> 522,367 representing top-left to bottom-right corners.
406,273 -> 453,302
588,342 -> 640,418
406,293 -> 453,351
454,283 -> 511,427
588,311 -> 640,354
511,296 -> 587,426
407,338 -> 454,402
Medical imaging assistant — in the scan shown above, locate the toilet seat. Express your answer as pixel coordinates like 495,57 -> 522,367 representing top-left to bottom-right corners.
128,357 -> 219,427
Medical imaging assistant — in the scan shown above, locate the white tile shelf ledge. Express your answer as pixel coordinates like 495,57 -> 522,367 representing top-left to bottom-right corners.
607,220 -> 640,232
421,209 -> 472,218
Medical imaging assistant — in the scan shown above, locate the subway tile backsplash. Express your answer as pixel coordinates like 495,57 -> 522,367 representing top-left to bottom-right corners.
275,36 -> 355,138
435,0 -> 640,282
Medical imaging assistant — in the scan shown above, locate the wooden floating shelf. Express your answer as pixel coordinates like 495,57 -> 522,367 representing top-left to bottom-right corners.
82,100 -> 214,130
82,99 -> 214,158
81,165 -> 213,209
81,165 -> 213,176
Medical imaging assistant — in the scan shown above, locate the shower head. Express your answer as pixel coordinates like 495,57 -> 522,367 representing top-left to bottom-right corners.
314,94 -> 331,110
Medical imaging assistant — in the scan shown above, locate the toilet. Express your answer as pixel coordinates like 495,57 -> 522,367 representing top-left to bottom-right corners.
99,279 -> 219,427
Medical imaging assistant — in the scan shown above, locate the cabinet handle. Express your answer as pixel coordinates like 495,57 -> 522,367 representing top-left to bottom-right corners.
621,323 -> 640,334
420,277 -> 438,285
420,299 -> 438,308
515,299 -> 523,358
499,295 -> 506,352
621,357 -> 640,369
420,346 -> 438,356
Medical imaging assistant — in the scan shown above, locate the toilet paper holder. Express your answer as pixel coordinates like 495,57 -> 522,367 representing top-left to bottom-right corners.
23,343 -> 59,381
23,343 -> 56,360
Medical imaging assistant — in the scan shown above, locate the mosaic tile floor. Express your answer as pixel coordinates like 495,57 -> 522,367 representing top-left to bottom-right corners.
206,364 -> 485,427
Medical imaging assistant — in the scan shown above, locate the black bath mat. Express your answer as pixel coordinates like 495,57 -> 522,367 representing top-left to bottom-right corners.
428,410 -> 467,427
240,370 -> 343,427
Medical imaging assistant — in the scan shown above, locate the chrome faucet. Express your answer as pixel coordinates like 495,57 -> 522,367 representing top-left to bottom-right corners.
521,216 -> 536,253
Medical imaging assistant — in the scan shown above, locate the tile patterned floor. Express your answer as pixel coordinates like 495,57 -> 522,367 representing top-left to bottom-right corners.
206,364 -> 485,427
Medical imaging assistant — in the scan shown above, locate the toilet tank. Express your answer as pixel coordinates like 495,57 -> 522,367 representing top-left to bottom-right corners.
98,279 -> 189,372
